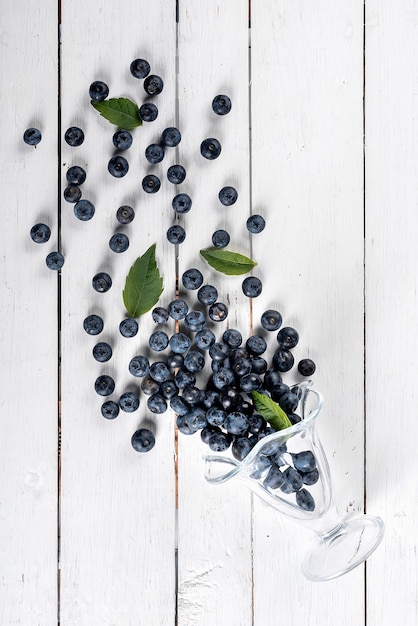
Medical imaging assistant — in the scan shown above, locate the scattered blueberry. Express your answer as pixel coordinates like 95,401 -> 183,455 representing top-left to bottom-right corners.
246,335 -> 267,356
89,80 -> 109,102
184,350 -> 205,372
208,302 -> 228,322
182,268 -> 203,290
168,299 -> 188,320
242,276 -> 262,298
149,361 -> 171,383
113,129 -> 133,150
296,488 -> 315,512
277,327 -> 299,349
63,185 -> 82,203
261,309 -> 282,331
109,233 -> 129,253
139,103 -> 159,122
212,94 -> 232,115
131,428 -> 155,453
167,224 -> 186,244
145,143 -> 165,164
64,127 -> 84,147
83,314 -> 104,335
45,251 -> 65,270
130,58 -> 151,79
108,155 -> 129,178
119,318 -> 139,337
66,165 -> 86,186
152,307 -> 169,324
298,358 -> 316,377
184,310 -> 206,332
161,127 -> 181,147
119,391 -> 140,412
169,332 -> 191,354
149,330 -> 169,351
212,229 -> 230,248
142,174 -> 161,193
222,329 -> 242,348
30,223 -> 51,244
92,342 -> 113,362
74,199 -> 95,221
197,284 -> 218,305
94,375 -> 115,396
92,272 -> 112,293
129,355 -> 150,378
101,401 -> 119,420
23,128 -> 42,145
200,138 -> 222,160
272,348 -> 294,372
218,186 -> 238,206
246,214 -> 266,234
147,393 -> 167,414
116,205 -> 135,224
172,193 -> 192,214
167,164 -> 186,184
195,328 -> 216,350
144,74 -> 164,95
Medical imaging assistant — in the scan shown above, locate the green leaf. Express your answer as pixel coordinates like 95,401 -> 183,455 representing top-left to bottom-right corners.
122,244 -> 163,318
251,391 -> 292,431
200,248 -> 257,275
91,97 -> 142,129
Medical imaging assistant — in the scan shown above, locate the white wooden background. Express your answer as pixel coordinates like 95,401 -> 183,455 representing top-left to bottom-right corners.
1,0 -> 416,624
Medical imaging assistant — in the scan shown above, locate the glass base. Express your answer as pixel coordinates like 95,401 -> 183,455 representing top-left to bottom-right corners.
302,515 -> 385,582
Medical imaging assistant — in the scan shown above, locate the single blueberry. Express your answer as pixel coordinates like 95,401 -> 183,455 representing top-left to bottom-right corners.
159,380 -> 178,400
212,94 -> 232,115
184,350 -> 205,373
212,367 -> 235,390
182,268 -> 203,290
296,488 -> 316,511
139,102 -> 159,122
144,74 -> 164,95
116,205 -> 135,224
101,400 -> 119,420
129,355 -> 150,377
195,328 -> 216,350
92,272 -> 112,293
145,143 -> 165,164
108,155 -> 129,178
130,58 -> 151,79
30,223 -> 51,244
282,467 -> 304,492
141,376 -> 160,395
45,251 -> 65,270
197,284 -> 218,306
83,314 -> 104,335
149,330 -> 169,351
250,455 -> 272,480
246,214 -> 266,234
64,127 -> 84,147
264,465 -> 286,490
292,451 -> 317,473
209,342 -> 230,362
152,307 -> 169,324
74,199 -> 95,221
202,390 -> 220,410
263,369 -> 283,390
218,186 -> 238,206
200,138 -> 222,160
169,332 -> 191,354
261,309 -> 282,331
239,373 -> 262,393
242,276 -> 262,298
208,302 -> 228,322
161,127 -> 181,147
109,233 -> 129,253
147,393 -> 167,414
185,407 -> 207,430
92,341 -> 112,362
66,165 -> 86,186
63,185 -> 82,203
94,375 -> 115,397
247,414 -> 266,434
206,407 -> 227,427
208,431 -> 231,452
201,424 -> 220,444
301,469 -> 319,486
89,80 -> 109,101
113,129 -> 133,151
232,436 -> 253,461
272,348 -> 294,372
168,299 -> 188,320
232,358 -> 252,378
170,395 -> 189,416
172,193 -> 192,214
184,311 -> 206,333
119,318 -> 139,337
246,335 -> 267,356
166,352 -> 184,370
167,224 -> 186,244
119,391 -> 140,413
222,328 -> 242,348
149,361 -> 171,383
279,390 -> 299,414
182,386 -> 205,406
298,358 -> 316,377
174,369 -> 196,389
211,229 -> 230,248
23,127 -> 41,145
142,174 -> 161,193
277,327 -> 299,349
131,428 -> 155,453
167,164 -> 186,185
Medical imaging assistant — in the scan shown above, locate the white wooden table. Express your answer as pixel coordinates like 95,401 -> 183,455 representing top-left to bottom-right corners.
1,1 -> 416,624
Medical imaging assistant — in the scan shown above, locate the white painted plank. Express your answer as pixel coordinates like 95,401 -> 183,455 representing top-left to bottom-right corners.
59,1 -> 177,623
365,3 -> 418,624
0,1 -> 59,623
176,2 -> 253,624
251,0 -> 366,622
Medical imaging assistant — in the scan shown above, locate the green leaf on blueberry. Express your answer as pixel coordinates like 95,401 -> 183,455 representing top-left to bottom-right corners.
251,391 -> 292,430
91,97 -> 142,129
200,248 -> 256,275
123,244 -> 163,318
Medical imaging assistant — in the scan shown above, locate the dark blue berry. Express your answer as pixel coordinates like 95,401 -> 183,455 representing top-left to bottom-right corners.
292,451 -> 317,473
83,314 -> 103,335
277,327 -> 299,349
130,58 -> 150,79
172,193 -> 192,214
201,424 -> 221,443
63,185 -> 82,203
212,229 -> 230,248
246,335 -> 267,356
168,299 -> 188,320
239,373 -> 262,393
30,223 -> 51,243
167,164 -> 186,184
298,358 -> 316,377
208,431 -> 231,452
208,302 -> 228,322
182,268 -> 203,290
149,361 -> 171,383
206,407 -> 226,427
282,467 -> 304,492
119,318 -> 138,337
101,400 -> 119,419
197,284 -> 218,305
152,307 -> 169,324
261,309 -> 282,331
242,276 -> 262,298
278,390 -> 299,413
222,328 -> 242,348
131,428 -> 155,453
246,214 -> 266,234
95,375 -> 115,396
174,369 -> 196,389
184,311 -> 206,332
212,94 -> 232,115
74,199 -> 95,221
264,465 -> 286,490
116,205 -> 135,224
250,455 -> 272,480
109,233 -> 129,253
170,395 -> 189,416
92,342 -> 112,362
142,174 -> 161,193
296,488 -> 315,511
92,272 -> 112,293
185,407 -> 207,430
145,143 -> 165,164
263,369 -> 283,390
247,414 -> 265,434
200,138 -> 222,160
66,166 -> 86,186
232,358 -> 252,378
232,436 -> 253,461
166,352 -> 184,370
129,355 -> 150,377
113,130 -> 132,150
182,386 -> 204,405
272,349 -> 294,372
147,393 -> 167,414
195,328 -> 216,350
159,380 -> 178,399
119,391 -> 140,412
149,330 -> 169,351
167,224 -> 186,244
23,128 -> 41,145
46,251 -> 65,270
209,342 -> 230,362
218,186 -> 238,206
212,367 -> 235,390
144,74 -> 164,95
251,357 -> 267,375
141,376 -> 160,395
202,390 -> 220,409
184,350 -> 205,372
301,469 -> 319,486
89,80 -> 109,101
108,155 -> 129,178
139,102 -> 159,122
161,127 -> 181,147
65,127 -> 84,147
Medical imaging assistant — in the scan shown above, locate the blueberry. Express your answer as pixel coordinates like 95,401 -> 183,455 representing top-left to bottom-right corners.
74,199 -> 95,221
131,428 -> 155,453
246,335 -> 267,356
174,368 -> 196,389
277,327 -> 299,349
292,451 -> 317,473
92,272 -> 112,293
182,268 -> 203,290
149,361 -> 171,383
232,358 -> 252,378
170,395 -> 189,416
177,414 -> 198,435
209,342 -> 230,362
142,174 -> 161,193
130,58 -> 150,79
296,488 -> 315,511
167,225 -> 186,244
166,352 -> 184,370
101,400 -> 119,419
301,469 -> 319,486
200,138 -> 222,160
129,355 -> 150,377
116,205 -> 135,224
272,348 -> 294,372
222,328 -> 242,348
161,127 -> 181,147
182,386 -> 204,405
206,407 -> 226,427
147,393 -> 167,414
145,143 -> 165,164
109,233 -> 129,253
95,375 -> 115,396
185,407 -> 207,430
45,251 -> 65,270
279,390 -> 299,414
184,311 -> 206,332
298,358 -> 316,377
30,223 -> 51,244
263,369 -> 283,390
247,414 -> 265,434
83,314 -> 104,335
201,424 -> 221,443
23,127 -> 41,145
212,229 -> 230,248
225,411 -> 249,435
184,350 -> 205,373
261,309 -> 282,331
195,328 -> 216,350
119,318 -> 138,337
64,127 -> 84,147
246,214 -> 266,234
239,373 -> 262,393
152,307 -> 169,324
232,436 -> 253,461
197,284 -> 218,306
280,467 -> 303,493
250,455 -> 272,480
139,102 -> 159,122
141,376 -> 160,395
167,164 -> 186,185
208,302 -> 228,322
251,357 -> 267,375
89,80 -> 109,101
63,185 -> 82,203
218,186 -> 238,206
212,367 -> 235,390
66,166 -> 86,186
172,193 -> 192,214
144,74 -> 164,95
113,129 -> 133,150
202,390 -> 220,409
159,380 -> 178,400
242,276 -> 262,298
264,465 -> 286,489
149,330 -> 169,351
208,431 -> 231,452
92,342 -> 112,362
168,299 -> 188,320
108,155 -> 129,178
212,94 -> 232,115
119,391 -> 140,413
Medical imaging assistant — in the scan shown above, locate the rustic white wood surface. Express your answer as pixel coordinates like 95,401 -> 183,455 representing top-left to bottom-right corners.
1,0 -> 416,624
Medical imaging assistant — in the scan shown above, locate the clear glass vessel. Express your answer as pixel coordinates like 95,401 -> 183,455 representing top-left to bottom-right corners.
204,381 -> 384,582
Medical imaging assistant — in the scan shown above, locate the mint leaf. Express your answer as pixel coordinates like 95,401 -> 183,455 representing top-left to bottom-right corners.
200,248 -> 257,275
91,97 -> 142,129
251,391 -> 292,430
123,244 -> 163,318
